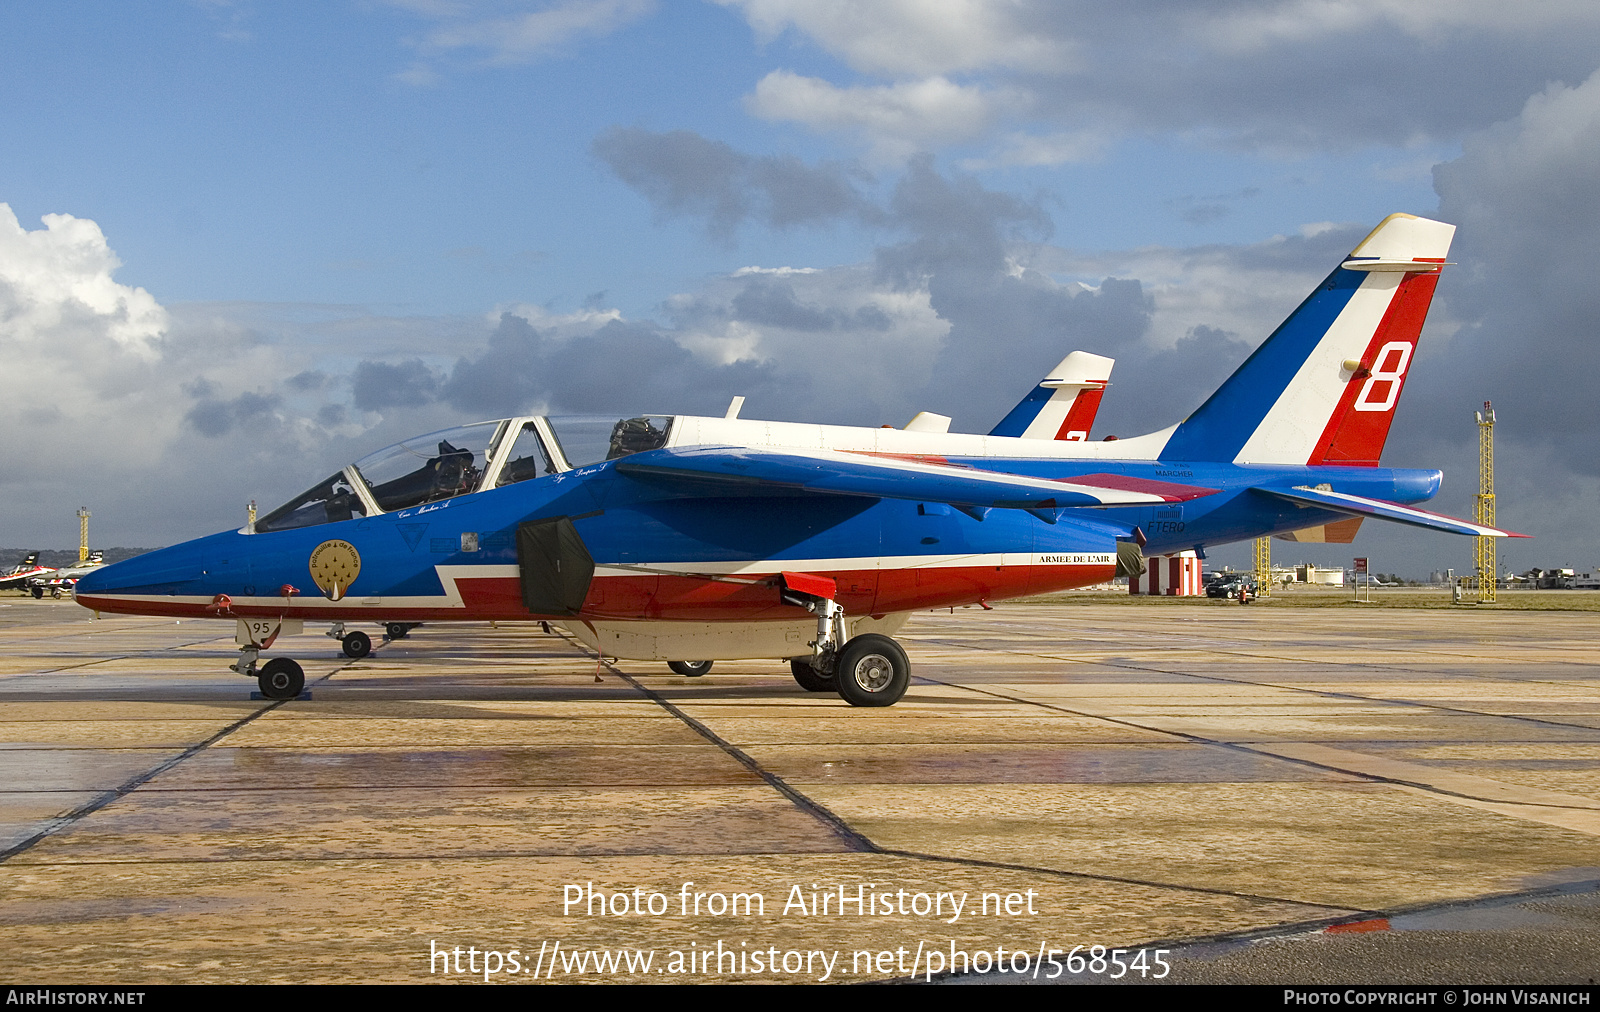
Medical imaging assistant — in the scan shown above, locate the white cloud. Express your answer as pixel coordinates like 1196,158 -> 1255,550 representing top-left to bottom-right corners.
0,205 -> 502,544
1194,0 -> 1600,54
0,205 -> 166,359
495,301 -> 624,337
418,0 -> 654,63
664,262 -> 950,422
726,0 -> 1600,78
721,0 -> 1071,77
1028,225 -> 1368,353
721,1 -> 1600,160
393,62 -> 443,87
732,265 -> 818,276
962,128 -> 1109,168
747,70 -> 1016,160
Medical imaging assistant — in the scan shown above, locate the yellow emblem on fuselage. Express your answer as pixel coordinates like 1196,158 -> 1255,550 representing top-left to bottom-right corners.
309,539 -> 361,601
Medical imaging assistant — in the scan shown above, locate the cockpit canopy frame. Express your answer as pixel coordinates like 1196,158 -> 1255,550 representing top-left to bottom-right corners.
251,414 -> 673,534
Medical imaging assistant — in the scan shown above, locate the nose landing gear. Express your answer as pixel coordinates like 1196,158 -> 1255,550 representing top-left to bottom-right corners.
257,658 -> 305,700
232,645 -> 306,700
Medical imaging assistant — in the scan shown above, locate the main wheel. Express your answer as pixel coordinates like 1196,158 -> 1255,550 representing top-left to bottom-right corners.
384,622 -> 409,640
790,658 -> 836,692
834,635 -> 910,707
668,660 -> 712,677
342,630 -> 372,659
31,586 -> 43,599
258,658 -> 305,700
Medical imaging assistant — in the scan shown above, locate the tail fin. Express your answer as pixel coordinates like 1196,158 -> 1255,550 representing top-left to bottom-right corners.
989,351 -> 1114,441
1158,214 -> 1454,465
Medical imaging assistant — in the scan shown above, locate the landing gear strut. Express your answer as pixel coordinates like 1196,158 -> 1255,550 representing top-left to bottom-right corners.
231,645 -> 260,677
781,583 -> 909,706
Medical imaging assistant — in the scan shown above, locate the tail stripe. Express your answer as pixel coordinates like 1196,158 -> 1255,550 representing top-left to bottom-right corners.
990,386 -> 1055,437
1306,271 -> 1440,466
1158,267 -> 1365,462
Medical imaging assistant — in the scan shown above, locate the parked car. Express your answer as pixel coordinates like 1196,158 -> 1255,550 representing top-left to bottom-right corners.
1206,575 -> 1257,600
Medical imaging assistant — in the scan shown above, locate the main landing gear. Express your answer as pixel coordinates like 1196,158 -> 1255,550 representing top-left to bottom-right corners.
326,622 -> 373,659
781,587 -> 910,707
667,660 -> 713,677
790,658 -> 835,692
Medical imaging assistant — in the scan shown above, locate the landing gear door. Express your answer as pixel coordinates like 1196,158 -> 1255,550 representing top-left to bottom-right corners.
516,516 -> 595,615
1115,540 -> 1147,581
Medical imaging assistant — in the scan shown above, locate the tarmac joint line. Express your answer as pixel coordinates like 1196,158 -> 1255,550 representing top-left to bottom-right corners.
0,657 -> 363,864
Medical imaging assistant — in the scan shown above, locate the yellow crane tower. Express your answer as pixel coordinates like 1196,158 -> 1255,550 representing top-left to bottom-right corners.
1475,402 -> 1496,604
76,507 -> 91,564
1254,536 -> 1271,598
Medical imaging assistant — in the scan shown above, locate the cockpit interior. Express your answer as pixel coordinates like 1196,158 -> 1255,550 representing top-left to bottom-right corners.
252,415 -> 672,534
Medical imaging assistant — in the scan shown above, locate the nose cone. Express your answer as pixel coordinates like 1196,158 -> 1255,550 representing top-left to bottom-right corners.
75,540 -> 207,600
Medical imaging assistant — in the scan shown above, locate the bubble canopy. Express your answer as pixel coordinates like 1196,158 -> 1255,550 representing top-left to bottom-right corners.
251,415 -> 673,534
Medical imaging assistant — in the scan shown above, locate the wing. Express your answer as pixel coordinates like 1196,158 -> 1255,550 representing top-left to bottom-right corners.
614,445 -> 1218,510
1255,485 -> 1528,538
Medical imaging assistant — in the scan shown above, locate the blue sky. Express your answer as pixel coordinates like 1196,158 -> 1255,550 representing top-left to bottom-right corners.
4,1 -> 1600,578
0,0 -> 1452,316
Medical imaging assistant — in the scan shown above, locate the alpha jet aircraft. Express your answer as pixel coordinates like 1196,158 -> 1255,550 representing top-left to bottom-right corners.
76,213 -> 1520,705
0,552 -> 54,592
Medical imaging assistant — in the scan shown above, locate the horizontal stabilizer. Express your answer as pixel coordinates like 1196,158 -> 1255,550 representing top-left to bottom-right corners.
617,446 -> 1218,511
1256,486 -> 1527,538
1274,517 -> 1364,543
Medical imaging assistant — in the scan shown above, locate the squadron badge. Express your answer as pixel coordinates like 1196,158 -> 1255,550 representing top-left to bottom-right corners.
309,540 -> 361,601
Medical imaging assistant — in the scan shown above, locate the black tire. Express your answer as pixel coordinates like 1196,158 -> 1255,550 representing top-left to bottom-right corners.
51,588 -> 63,599
790,658 -> 836,692
258,658 -> 305,700
342,630 -> 372,659
834,634 -> 910,707
384,622 -> 409,640
30,587 -> 43,599
668,660 -> 712,677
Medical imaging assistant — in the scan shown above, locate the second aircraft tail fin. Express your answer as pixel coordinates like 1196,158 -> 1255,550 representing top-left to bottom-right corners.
989,351 -> 1114,441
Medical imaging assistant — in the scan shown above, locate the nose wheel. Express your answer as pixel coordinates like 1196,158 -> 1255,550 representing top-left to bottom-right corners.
257,658 -> 305,700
